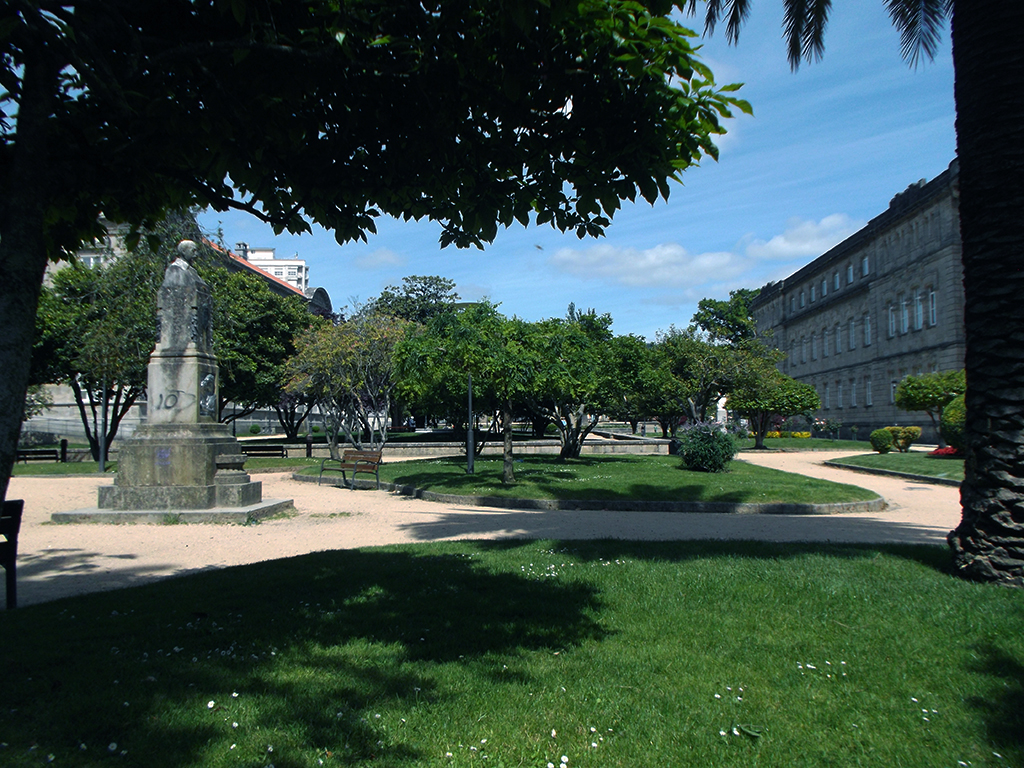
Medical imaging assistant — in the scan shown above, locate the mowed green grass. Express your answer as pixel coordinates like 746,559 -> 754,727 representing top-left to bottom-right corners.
0,540 -> 1020,767
829,451 -> 965,482
364,454 -> 879,505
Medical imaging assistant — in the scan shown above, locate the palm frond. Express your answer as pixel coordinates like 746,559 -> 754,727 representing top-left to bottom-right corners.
686,0 -> 750,42
783,0 -> 833,69
884,0 -> 951,67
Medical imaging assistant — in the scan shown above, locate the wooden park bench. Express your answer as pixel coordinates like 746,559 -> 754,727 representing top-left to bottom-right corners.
239,445 -> 288,459
1,499 -> 24,609
319,449 -> 383,489
16,448 -> 60,463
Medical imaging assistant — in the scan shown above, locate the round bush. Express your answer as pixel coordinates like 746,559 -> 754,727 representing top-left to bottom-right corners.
248,424 -> 262,435
941,393 -> 966,452
311,426 -> 321,434
679,423 -> 736,473
870,428 -> 893,454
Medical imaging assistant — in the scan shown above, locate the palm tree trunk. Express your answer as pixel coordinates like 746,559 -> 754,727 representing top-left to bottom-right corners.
947,0 -> 1024,585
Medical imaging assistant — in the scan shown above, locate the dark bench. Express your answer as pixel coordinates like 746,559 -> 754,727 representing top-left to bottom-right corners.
1,499 -> 24,609
16,449 -> 60,463
239,445 -> 288,458
319,449 -> 383,489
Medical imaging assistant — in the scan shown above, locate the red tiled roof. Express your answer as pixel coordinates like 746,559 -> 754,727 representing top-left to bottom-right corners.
203,239 -> 305,298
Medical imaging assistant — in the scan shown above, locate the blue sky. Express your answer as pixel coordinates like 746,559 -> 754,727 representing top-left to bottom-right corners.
199,3 -> 955,340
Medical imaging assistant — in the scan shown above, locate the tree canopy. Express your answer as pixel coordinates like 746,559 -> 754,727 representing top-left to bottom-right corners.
0,0 -> 749,502
690,288 -> 760,345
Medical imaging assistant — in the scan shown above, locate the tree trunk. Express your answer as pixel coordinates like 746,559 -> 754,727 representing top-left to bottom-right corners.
947,0 -> 1024,585
0,51 -> 59,503
502,402 -> 515,484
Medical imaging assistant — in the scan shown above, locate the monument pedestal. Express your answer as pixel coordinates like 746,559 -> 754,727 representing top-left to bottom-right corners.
97,423 -> 263,510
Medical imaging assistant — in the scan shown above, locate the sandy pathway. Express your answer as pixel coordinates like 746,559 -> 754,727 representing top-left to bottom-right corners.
4,451 -> 962,608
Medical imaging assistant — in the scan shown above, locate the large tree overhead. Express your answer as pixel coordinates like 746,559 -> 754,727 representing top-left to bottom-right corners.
689,0 -> 1024,585
0,0 -> 749,503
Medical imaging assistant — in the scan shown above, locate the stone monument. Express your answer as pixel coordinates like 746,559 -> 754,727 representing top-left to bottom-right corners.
56,241 -> 291,523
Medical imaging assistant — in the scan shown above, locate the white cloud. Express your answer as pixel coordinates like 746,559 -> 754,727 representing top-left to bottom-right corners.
744,214 -> 862,260
354,248 -> 405,269
547,213 -> 864,300
549,243 -> 743,289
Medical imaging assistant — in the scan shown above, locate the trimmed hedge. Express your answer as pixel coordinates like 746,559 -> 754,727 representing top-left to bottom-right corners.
870,428 -> 894,454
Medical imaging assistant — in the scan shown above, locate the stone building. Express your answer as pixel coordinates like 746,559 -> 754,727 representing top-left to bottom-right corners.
749,160 -> 964,442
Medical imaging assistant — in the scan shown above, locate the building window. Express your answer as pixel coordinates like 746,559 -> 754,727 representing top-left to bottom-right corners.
810,285 -> 816,302
790,296 -> 796,313
864,314 -> 872,346
801,336 -> 807,363
890,379 -> 898,404
900,293 -> 909,333
800,290 -> 806,308
824,382 -> 830,409
847,264 -> 854,284
811,333 -> 817,360
861,254 -> 869,276
865,377 -> 873,406
849,318 -> 856,350
823,328 -> 830,357
835,324 -> 842,354
888,305 -> 896,337
929,289 -> 937,326
821,278 -> 828,297
914,290 -> 924,330
837,380 -> 843,409
850,379 -> 857,407
274,269 -> 284,277
834,272 -> 840,291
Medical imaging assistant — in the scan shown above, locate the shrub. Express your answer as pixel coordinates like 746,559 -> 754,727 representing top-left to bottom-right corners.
929,446 -> 962,458
311,426 -> 321,434
248,424 -> 262,435
884,425 -> 922,452
940,394 -> 966,452
870,428 -> 894,454
678,423 -> 736,473
792,431 -> 812,439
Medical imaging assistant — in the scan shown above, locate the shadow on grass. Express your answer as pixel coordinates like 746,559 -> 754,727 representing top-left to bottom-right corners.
966,642 -> 1024,762
0,548 -> 607,767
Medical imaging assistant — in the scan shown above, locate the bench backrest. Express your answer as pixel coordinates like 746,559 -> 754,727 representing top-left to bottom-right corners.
341,449 -> 383,464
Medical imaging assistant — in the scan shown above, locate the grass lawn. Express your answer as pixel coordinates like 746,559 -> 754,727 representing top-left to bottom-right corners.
341,454 -> 879,505
735,437 -> 874,452
829,451 -> 965,482
0,540 -> 1020,767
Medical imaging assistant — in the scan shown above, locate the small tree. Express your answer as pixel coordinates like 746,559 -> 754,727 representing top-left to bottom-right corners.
894,370 -> 966,446
729,372 -> 820,450
200,264 -> 322,438
286,312 -> 408,457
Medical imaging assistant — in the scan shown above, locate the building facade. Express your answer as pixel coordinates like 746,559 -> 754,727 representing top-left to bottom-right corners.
235,244 -> 310,293
750,160 -> 965,442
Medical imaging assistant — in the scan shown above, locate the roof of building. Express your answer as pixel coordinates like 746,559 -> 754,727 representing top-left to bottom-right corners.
751,159 -> 959,308
204,239 -> 307,299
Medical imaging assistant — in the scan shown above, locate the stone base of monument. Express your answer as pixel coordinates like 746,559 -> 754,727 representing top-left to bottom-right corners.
52,422 -> 294,524
51,498 -> 294,525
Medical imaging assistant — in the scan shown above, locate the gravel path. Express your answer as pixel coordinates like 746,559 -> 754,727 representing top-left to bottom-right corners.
4,450 -> 961,608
